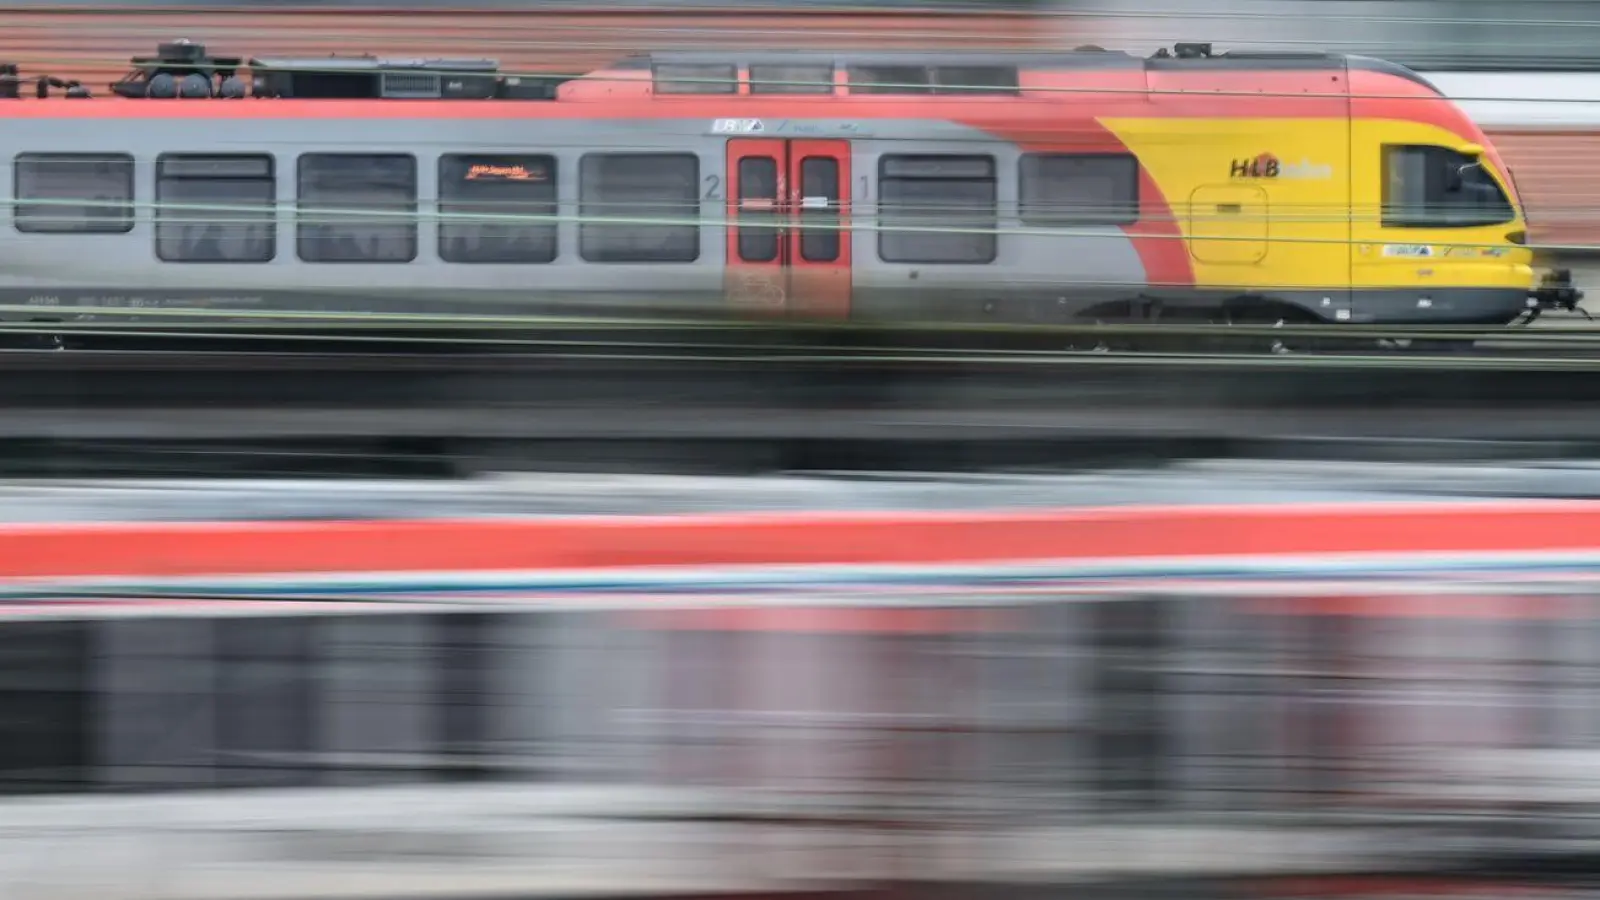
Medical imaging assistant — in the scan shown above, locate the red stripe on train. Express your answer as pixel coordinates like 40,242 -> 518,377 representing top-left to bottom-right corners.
0,500 -> 1596,579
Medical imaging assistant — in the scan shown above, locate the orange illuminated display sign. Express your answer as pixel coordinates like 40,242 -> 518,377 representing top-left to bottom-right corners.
466,163 -> 545,182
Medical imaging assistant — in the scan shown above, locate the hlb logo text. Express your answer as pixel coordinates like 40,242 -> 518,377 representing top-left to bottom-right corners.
1229,154 -> 1332,180
1232,154 -> 1280,178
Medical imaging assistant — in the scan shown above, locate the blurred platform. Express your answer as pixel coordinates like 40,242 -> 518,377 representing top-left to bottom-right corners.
0,584 -> 1591,898
0,783 -> 1448,900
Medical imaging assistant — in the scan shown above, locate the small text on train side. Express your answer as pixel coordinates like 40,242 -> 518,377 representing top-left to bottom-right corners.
1229,153 -> 1333,180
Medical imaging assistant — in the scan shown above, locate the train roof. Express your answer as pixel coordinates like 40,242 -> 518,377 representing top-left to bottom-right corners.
631,48 -> 1443,94
0,40 -> 1444,103
633,47 -> 1422,74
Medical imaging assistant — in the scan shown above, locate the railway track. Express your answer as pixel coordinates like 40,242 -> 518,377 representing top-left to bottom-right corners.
0,336 -> 1594,423
3,306 -> 1600,360
0,310 -> 1587,473
0,340 -> 1589,473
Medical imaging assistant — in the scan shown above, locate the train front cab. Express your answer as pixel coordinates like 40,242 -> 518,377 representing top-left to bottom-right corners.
1349,119 -> 1581,324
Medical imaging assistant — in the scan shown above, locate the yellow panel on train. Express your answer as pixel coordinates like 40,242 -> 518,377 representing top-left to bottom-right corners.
1108,117 -> 1353,295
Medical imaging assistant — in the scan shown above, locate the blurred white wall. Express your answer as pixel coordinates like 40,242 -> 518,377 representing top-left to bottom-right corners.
1052,0 -> 1600,69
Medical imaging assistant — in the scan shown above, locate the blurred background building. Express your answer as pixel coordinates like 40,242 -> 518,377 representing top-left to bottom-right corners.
1066,0 -> 1600,70
14,0 -> 1600,83
5,0 -> 1596,72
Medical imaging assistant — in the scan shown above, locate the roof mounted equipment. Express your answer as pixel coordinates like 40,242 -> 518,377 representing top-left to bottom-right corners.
0,59 -> 91,99
1151,42 -> 1215,60
111,40 -> 246,98
249,53 -> 503,99
248,51 -> 566,99
105,41 -> 567,100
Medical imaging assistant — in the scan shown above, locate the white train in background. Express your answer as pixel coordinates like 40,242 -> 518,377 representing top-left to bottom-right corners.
1430,73 -> 1600,128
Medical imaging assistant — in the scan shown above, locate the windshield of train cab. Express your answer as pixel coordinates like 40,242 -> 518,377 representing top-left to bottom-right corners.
1381,144 -> 1515,228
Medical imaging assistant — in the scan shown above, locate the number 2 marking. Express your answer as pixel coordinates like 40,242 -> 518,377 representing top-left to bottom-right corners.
703,174 -> 722,201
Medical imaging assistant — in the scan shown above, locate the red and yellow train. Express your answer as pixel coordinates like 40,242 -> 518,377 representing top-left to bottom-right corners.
0,40 -> 1576,328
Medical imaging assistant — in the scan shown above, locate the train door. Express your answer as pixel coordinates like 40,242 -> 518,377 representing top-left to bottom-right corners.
725,139 -> 852,317
1187,184 -> 1269,265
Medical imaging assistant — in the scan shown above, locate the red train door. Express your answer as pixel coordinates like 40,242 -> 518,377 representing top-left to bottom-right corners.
725,139 -> 851,318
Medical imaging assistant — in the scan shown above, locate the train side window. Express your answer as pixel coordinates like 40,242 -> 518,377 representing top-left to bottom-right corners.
931,66 -> 1019,96
799,156 -> 841,262
851,65 -> 931,95
156,154 -> 276,263
654,64 -> 737,95
14,153 -> 135,234
1019,153 -> 1139,226
749,64 -> 833,95
849,65 -> 1016,96
297,153 -> 417,263
878,155 -> 996,264
438,154 -> 557,264
1382,145 -> 1514,228
737,156 -> 780,263
578,153 -> 700,263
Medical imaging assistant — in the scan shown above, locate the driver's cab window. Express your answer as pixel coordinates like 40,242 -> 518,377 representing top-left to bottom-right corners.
1382,145 -> 1514,228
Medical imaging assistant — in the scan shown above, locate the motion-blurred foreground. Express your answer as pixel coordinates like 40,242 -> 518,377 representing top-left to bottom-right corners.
15,591 -> 1596,896
0,470 -> 1595,898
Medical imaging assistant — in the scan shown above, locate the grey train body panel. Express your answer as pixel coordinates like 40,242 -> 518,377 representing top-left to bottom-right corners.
0,113 -> 1141,324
